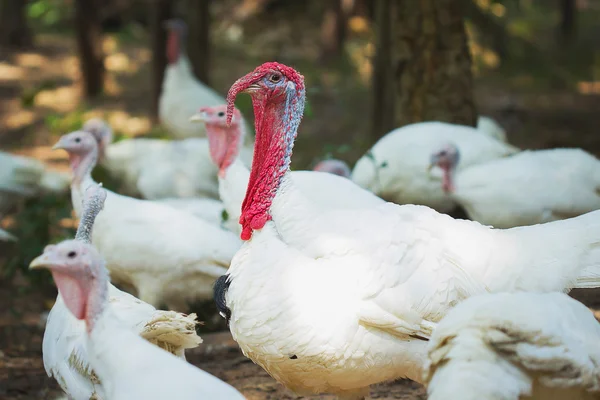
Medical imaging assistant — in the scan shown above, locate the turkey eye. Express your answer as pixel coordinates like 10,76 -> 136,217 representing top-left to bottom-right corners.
67,251 -> 77,258
217,112 -> 225,117
269,74 -> 281,83
74,138 -> 81,143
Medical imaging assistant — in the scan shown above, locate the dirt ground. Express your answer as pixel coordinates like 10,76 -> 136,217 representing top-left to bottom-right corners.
1,20 -> 600,400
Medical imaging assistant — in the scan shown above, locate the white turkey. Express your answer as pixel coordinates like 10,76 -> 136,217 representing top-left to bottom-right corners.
424,292 -> 600,400
477,115 -> 508,143
29,203 -> 246,400
429,143 -> 600,228
53,130 -> 241,310
0,150 -> 70,212
159,18 -> 249,140
217,62 -> 600,400
351,121 -> 519,213
83,118 -> 252,200
189,104 -> 385,234
34,183 -> 202,400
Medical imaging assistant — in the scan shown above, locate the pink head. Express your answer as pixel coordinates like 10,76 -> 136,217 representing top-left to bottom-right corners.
226,62 -> 306,240
30,182 -> 108,333
313,159 -> 351,178
429,143 -> 460,193
82,118 -> 112,160
190,105 -> 244,176
165,19 -> 187,65
53,131 -> 99,185
30,241 -> 108,333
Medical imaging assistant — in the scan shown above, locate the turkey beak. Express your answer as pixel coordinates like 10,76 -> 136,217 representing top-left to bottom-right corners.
52,138 -> 67,151
189,112 -> 206,123
29,253 -> 56,270
242,84 -> 261,93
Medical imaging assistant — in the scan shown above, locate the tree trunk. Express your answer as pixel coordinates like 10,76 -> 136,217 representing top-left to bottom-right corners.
558,0 -> 576,43
371,0 -> 395,139
149,0 -> 173,120
319,0 -> 349,63
74,0 -> 105,98
186,0 -> 211,84
393,0 -> 476,128
0,0 -> 32,47
372,0 -> 477,139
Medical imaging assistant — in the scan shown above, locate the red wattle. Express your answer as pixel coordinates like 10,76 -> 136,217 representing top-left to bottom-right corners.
52,271 -> 87,320
206,126 -> 228,170
441,166 -> 454,193
69,154 -> 82,172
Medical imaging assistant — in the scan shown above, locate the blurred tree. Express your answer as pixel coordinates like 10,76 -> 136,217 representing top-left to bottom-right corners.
319,0 -> 350,63
74,0 -> 105,98
149,0 -> 173,120
558,0 -> 576,43
186,0 -> 211,84
371,0 -> 395,138
0,0 -> 32,47
371,0 -> 477,139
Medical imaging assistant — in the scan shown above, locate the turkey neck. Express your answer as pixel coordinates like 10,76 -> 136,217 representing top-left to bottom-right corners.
441,166 -> 455,194
75,191 -> 105,244
239,84 -> 307,240
166,27 -> 186,65
84,261 -> 110,335
206,123 -> 244,177
71,148 -> 98,219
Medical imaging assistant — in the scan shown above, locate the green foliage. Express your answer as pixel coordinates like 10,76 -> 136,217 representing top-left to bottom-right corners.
2,193 -> 74,286
27,0 -> 72,31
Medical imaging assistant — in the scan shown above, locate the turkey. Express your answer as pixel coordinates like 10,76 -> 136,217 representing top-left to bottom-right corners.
159,19 -> 249,140
83,118 -> 252,200
190,105 -> 385,234
429,143 -> 600,228
29,201 -> 246,400
0,150 -> 70,212
477,115 -> 508,143
218,62 -> 600,400
53,130 -> 241,310
351,121 -> 519,213
34,183 -> 202,400
312,159 -> 352,178
424,292 -> 600,400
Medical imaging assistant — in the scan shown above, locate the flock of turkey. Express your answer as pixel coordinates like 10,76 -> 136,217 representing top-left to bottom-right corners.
3,19 -> 600,400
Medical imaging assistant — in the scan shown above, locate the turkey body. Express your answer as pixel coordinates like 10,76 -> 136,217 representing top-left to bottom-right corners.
228,188 -> 600,397
0,150 -> 70,211
159,55 -> 229,140
351,122 -> 519,212
424,292 -> 600,400
44,286 -> 201,400
101,137 -> 252,200
88,307 -> 245,400
72,181 -> 241,309
451,148 -> 600,228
